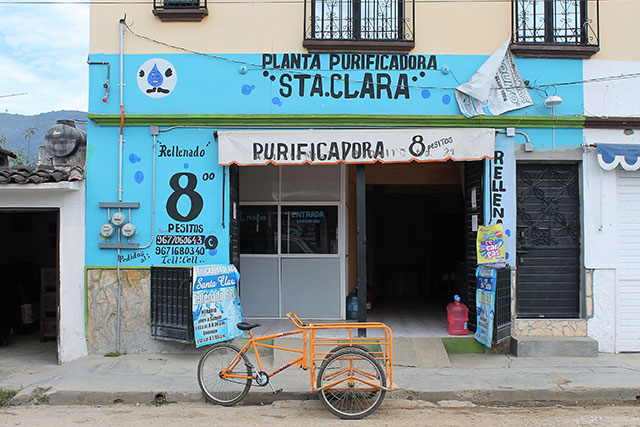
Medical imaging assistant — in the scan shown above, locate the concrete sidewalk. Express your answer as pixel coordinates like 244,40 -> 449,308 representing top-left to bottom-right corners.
1,336 -> 639,406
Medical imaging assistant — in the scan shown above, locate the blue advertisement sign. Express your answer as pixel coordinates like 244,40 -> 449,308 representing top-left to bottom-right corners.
86,127 -> 230,267
192,265 -> 243,347
474,265 -> 497,348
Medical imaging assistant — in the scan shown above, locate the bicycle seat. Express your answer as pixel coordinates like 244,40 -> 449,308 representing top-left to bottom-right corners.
236,322 -> 261,331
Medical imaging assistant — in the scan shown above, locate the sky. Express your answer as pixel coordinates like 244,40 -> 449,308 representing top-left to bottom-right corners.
0,1 -> 89,115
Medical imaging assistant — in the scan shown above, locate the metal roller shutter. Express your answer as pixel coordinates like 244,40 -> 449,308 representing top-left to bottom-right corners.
616,170 -> 640,352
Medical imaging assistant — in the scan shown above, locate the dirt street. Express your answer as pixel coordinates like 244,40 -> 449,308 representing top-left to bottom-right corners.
1,399 -> 639,426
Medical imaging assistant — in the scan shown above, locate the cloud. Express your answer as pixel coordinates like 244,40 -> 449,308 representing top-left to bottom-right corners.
0,1 -> 89,115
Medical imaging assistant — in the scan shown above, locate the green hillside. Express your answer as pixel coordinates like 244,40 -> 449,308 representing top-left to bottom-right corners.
0,111 -> 87,162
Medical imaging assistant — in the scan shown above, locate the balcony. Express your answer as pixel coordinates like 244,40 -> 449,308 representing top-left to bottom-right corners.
153,0 -> 208,22
511,0 -> 599,58
304,0 -> 415,53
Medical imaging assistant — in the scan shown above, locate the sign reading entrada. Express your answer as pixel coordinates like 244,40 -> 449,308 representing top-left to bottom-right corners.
261,53 -> 438,100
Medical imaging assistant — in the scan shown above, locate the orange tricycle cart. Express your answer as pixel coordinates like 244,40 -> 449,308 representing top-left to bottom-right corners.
197,312 -> 394,419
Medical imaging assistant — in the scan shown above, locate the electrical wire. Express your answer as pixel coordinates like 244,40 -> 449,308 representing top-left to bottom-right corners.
2,0 -> 639,4
0,92 -> 28,99
123,22 -> 640,96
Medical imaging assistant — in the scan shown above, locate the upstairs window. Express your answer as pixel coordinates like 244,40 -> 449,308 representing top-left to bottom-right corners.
511,0 -> 599,58
304,0 -> 415,52
153,0 -> 208,22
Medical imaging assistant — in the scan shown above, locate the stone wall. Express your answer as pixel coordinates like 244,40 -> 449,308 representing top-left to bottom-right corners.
86,268 -> 193,354
514,319 -> 587,337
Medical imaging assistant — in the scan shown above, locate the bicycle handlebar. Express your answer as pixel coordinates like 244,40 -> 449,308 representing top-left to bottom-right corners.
286,312 -> 307,328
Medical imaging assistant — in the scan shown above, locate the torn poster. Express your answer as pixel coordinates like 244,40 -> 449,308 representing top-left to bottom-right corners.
455,40 -> 533,118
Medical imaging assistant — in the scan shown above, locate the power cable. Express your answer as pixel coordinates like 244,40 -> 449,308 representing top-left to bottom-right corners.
123,22 -> 640,95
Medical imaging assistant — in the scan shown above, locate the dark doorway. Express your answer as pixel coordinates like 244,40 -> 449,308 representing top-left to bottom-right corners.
516,163 -> 581,318
366,185 -> 466,316
0,210 -> 59,348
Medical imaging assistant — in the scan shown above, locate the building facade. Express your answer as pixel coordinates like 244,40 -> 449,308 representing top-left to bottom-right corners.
83,0 -> 640,356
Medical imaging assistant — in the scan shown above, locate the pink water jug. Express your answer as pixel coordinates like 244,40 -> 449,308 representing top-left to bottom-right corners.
447,295 -> 469,335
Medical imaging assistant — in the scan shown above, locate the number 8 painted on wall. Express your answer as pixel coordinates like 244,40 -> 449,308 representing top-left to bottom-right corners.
166,172 -> 204,222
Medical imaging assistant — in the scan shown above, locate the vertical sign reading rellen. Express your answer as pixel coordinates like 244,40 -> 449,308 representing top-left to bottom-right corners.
192,265 -> 243,347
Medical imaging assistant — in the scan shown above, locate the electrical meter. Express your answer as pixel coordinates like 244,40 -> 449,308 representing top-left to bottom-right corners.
110,211 -> 127,227
100,223 -> 115,238
121,223 -> 137,238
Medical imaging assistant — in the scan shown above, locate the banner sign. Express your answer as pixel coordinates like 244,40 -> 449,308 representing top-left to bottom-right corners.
455,40 -> 533,118
475,265 -> 497,348
476,223 -> 507,266
192,265 -> 243,347
218,128 -> 494,165
485,138 -> 516,265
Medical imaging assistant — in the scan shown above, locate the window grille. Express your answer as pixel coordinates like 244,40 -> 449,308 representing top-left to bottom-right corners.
512,0 -> 598,46
304,0 -> 415,47
150,266 -> 194,343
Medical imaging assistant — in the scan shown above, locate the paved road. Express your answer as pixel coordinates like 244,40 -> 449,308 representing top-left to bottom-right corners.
1,400 -> 639,426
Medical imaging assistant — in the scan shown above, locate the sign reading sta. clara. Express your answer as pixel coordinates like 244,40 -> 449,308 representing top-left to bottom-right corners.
192,265 -> 243,347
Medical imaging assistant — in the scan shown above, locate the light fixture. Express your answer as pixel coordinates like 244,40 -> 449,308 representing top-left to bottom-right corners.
544,95 -> 563,108
544,95 -> 563,152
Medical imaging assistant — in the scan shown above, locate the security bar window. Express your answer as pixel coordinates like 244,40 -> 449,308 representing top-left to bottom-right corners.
153,0 -> 208,21
514,0 -> 587,45
312,0 -> 403,40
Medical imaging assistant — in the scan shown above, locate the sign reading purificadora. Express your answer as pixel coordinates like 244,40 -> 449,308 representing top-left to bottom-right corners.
261,53 -> 438,100
218,128 -> 495,165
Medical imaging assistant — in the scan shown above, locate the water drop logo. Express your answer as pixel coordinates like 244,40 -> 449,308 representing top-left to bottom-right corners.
137,58 -> 177,98
147,63 -> 163,88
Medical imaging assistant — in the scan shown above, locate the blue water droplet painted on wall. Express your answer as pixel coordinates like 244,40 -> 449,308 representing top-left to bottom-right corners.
209,249 -> 217,256
442,94 -> 451,105
129,153 -> 137,163
272,97 -> 283,107
134,171 -> 144,183
147,63 -> 163,88
505,229 -> 511,237
421,89 -> 431,99
505,252 -> 510,260
241,84 -> 255,95
183,163 -> 189,169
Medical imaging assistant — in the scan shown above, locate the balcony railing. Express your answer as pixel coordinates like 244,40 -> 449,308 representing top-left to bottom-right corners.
304,0 -> 415,52
511,0 -> 599,57
153,0 -> 208,22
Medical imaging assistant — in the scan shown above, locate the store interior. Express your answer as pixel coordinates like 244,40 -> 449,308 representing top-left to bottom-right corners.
0,210 -> 59,351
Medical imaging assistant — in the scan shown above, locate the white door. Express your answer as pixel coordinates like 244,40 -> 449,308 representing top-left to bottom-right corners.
616,170 -> 640,352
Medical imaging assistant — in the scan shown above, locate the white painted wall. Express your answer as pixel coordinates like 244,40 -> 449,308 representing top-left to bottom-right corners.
584,60 -> 640,117
0,183 -> 88,363
583,129 -> 640,353
588,269 -> 616,353
582,140 -> 617,269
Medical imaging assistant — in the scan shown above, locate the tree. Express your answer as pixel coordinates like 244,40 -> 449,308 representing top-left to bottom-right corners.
0,128 -> 39,166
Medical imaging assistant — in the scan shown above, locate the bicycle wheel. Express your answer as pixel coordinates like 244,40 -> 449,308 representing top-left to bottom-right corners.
197,343 -> 252,406
316,347 -> 386,419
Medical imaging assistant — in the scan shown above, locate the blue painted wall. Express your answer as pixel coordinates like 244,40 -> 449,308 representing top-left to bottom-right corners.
88,53 -> 584,117
86,124 -> 229,266
86,52 -> 586,267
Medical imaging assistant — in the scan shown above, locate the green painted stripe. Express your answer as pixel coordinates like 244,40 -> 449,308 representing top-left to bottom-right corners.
88,114 -> 585,128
